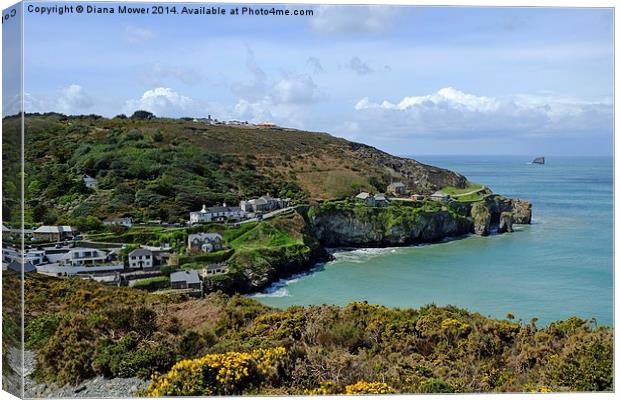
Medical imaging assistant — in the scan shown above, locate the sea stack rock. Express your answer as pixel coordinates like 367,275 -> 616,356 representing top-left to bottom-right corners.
498,212 -> 514,233
470,202 -> 491,236
511,199 -> 532,224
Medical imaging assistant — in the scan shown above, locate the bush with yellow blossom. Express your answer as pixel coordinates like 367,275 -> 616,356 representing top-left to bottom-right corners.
345,381 -> 396,395
143,347 -> 287,396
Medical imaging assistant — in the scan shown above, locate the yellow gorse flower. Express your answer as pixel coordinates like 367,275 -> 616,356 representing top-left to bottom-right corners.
345,380 -> 395,395
143,347 -> 287,396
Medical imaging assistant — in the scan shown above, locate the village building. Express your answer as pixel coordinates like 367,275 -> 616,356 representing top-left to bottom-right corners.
387,182 -> 407,195
128,248 -> 154,270
188,233 -> 224,253
56,247 -> 108,267
103,217 -> 133,228
189,204 -> 245,224
240,195 -> 290,213
355,192 -> 375,206
201,263 -> 229,277
374,193 -> 390,207
82,174 -> 98,189
32,225 -> 75,242
355,192 -> 390,207
170,270 -> 203,292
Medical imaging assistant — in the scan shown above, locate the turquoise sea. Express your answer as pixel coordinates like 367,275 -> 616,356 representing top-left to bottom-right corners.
251,156 -> 613,326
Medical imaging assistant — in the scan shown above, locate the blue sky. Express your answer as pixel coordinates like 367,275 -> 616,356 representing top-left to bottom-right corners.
11,2 -> 614,155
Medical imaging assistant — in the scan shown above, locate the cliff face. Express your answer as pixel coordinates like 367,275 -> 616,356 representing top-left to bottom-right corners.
308,197 -> 532,246
307,204 -> 473,247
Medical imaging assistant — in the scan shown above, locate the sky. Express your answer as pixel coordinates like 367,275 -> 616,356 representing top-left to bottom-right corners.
7,2 -> 614,156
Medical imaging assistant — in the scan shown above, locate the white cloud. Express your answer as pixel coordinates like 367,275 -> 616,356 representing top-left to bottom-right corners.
125,26 -> 154,43
57,84 -> 94,113
230,50 -> 326,127
124,87 -> 196,117
233,75 -> 323,128
352,87 -> 612,138
347,56 -> 374,75
311,6 -> 395,34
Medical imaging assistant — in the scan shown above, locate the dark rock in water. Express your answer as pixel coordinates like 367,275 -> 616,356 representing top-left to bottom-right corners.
470,202 -> 492,236
532,156 -> 545,164
498,212 -> 514,233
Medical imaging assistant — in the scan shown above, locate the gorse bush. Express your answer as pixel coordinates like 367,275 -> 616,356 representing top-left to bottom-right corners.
143,347 -> 288,396
345,381 -> 395,394
10,272 -> 613,394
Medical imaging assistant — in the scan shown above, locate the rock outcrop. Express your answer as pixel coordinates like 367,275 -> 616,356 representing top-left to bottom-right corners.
307,204 -> 473,247
470,202 -> 492,236
498,212 -> 514,233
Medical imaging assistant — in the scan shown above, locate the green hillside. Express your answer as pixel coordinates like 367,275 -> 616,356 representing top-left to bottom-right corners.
4,113 -> 468,226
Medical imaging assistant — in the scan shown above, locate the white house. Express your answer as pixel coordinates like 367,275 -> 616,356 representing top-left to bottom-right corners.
188,233 -> 224,253
128,248 -> 154,270
189,204 -> 245,224
103,217 -> 133,228
83,175 -> 98,189
57,247 -> 108,267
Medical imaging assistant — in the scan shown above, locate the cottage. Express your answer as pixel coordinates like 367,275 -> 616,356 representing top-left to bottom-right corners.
83,174 -> 98,189
240,195 -> 289,214
387,182 -> 406,195
374,193 -> 390,207
355,192 -> 375,206
128,248 -> 154,270
103,217 -> 133,228
32,225 -> 74,242
188,233 -> 223,253
170,270 -> 202,291
190,204 -> 245,224
202,263 -> 229,277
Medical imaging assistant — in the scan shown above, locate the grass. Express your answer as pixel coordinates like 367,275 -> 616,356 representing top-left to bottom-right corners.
441,182 -> 484,196
132,276 -> 170,290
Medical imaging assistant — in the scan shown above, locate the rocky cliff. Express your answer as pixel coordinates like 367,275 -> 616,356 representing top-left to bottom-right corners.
307,197 -> 532,246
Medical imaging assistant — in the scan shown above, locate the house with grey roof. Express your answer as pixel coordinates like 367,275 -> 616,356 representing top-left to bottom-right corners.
128,248 -> 154,270
32,225 -> 75,242
170,270 -> 202,292
189,204 -> 245,224
188,233 -> 223,253
387,181 -> 407,195
355,192 -> 390,207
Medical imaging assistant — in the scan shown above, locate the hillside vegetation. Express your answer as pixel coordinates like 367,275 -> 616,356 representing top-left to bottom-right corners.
7,272 -> 612,395
7,113 -> 467,226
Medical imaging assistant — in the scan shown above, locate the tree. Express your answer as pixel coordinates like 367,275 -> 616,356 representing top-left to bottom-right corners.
130,110 -> 155,120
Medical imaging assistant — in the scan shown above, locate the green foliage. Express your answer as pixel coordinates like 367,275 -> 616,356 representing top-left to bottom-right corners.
132,276 -> 171,291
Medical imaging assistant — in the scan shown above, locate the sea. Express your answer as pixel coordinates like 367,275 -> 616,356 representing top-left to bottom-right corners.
250,156 -> 613,327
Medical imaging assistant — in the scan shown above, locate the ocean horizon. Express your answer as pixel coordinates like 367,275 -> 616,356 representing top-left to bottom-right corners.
252,155 -> 614,327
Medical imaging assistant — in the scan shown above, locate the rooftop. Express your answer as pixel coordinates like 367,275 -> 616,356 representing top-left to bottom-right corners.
170,269 -> 201,285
